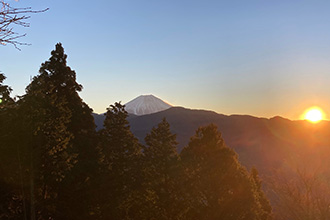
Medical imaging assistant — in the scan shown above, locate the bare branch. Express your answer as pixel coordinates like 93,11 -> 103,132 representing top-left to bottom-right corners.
0,0 -> 48,49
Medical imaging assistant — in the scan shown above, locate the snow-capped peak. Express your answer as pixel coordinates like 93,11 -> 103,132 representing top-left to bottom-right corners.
125,95 -> 172,116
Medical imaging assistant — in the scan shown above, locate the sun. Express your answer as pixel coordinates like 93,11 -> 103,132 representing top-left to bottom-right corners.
302,107 -> 325,123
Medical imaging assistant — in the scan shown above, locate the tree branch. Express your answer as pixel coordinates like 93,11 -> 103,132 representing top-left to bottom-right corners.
0,0 -> 48,50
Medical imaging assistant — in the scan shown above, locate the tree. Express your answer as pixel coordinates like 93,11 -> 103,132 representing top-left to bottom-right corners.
270,167 -> 330,220
15,43 -> 81,219
180,124 -> 272,220
0,73 -> 14,143
0,73 -> 13,104
11,43 -> 98,219
250,167 -> 273,220
35,43 -> 98,220
0,73 -> 25,219
98,102 -> 142,219
0,0 -> 48,49
141,118 -> 186,220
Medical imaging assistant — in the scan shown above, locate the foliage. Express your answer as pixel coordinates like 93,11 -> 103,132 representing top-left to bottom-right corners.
140,118 -> 186,219
181,124 -> 272,220
35,43 -> 98,220
250,167 -> 273,220
0,73 -> 13,104
0,73 -> 24,219
0,43 -> 98,219
97,102 -> 142,219
13,43 -> 93,219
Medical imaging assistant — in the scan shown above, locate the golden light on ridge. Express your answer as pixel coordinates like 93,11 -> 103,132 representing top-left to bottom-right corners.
302,107 -> 324,123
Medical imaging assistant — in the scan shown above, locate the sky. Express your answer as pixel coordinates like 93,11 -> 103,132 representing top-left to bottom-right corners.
1,0 -> 330,120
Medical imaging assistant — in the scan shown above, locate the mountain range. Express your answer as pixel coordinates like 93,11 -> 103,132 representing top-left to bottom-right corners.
93,95 -> 330,176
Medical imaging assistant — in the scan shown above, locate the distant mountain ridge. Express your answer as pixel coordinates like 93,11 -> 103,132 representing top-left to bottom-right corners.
93,106 -> 330,175
93,99 -> 330,213
124,95 -> 172,116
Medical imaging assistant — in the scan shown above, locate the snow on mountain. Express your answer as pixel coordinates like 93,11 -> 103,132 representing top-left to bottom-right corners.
125,95 -> 172,116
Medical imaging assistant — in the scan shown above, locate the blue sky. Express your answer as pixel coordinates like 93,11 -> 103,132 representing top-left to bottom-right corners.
2,0 -> 330,119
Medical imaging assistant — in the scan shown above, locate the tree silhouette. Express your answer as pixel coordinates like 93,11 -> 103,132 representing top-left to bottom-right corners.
0,73 -> 24,219
14,43 -> 82,219
98,102 -> 142,219
181,124 -> 272,220
11,43 -> 98,219
0,73 -> 13,104
250,167 -> 272,220
141,118 -> 186,219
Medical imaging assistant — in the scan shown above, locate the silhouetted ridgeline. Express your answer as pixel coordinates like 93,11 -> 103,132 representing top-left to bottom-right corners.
95,107 -> 330,219
94,107 -> 330,173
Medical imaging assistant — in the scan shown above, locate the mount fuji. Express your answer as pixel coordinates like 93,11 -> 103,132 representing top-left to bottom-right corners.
124,94 -> 172,116
93,95 -> 330,180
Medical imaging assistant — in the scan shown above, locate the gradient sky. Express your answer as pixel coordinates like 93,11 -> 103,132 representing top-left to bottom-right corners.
2,0 -> 330,119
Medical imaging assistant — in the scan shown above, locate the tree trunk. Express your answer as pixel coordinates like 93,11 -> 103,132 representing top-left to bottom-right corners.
30,150 -> 35,220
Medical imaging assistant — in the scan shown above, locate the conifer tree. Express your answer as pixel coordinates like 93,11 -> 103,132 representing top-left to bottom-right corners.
98,102 -> 142,219
14,44 -> 78,219
181,124 -> 272,220
15,43 -> 98,219
140,118 -> 185,220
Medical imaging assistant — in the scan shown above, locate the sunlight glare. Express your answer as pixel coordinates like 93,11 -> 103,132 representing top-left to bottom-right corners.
303,107 -> 324,123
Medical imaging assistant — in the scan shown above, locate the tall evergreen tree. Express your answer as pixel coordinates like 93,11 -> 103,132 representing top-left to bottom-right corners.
140,118 -> 186,220
98,102 -> 142,219
41,44 -> 98,220
181,124 -> 272,220
13,43 -> 98,219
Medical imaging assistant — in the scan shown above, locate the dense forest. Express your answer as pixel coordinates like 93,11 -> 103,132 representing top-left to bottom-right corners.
0,44 -> 272,219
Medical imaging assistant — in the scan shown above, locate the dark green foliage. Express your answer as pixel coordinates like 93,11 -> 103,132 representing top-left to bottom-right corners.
34,43 -> 98,220
101,102 -> 141,164
0,73 -> 14,169
0,73 -> 13,105
97,102 -> 142,219
181,124 -> 272,220
11,44 -> 79,219
0,74 -> 24,219
0,44 -> 99,219
140,118 -> 186,220
0,73 -> 15,161
3,43 -> 99,219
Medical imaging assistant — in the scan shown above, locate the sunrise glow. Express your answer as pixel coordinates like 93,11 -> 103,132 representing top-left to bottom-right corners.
302,107 -> 325,123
